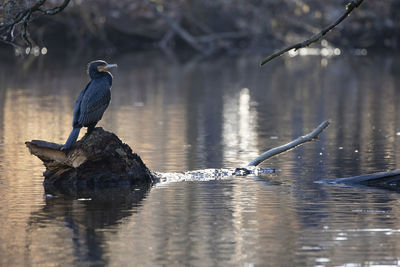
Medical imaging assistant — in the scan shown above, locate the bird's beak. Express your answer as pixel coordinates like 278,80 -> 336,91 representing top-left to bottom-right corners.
98,64 -> 118,72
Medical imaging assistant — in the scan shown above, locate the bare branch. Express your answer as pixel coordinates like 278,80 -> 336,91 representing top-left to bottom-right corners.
144,0 -> 248,54
39,0 -> 70,15
196,32 -> 248,43
22,14 -> 32,49
260,0 -> 364,66
247,120 -> 330,167
0,0 -> 71,50
144,0 -> 209,54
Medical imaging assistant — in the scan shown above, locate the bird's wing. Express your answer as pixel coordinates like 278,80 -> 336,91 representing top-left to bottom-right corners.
78,78 -> 111,127
72,82 -> 90,127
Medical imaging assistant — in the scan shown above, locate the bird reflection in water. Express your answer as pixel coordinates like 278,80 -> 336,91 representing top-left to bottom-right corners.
27,184 -> 151,265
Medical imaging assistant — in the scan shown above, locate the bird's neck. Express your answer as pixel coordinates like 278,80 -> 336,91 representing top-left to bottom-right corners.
90,71 -> 113,85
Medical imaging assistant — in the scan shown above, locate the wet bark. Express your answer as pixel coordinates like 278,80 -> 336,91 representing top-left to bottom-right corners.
26,127 -> 154,195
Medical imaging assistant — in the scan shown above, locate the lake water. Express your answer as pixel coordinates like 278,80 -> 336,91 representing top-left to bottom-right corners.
1,51 -> 400,266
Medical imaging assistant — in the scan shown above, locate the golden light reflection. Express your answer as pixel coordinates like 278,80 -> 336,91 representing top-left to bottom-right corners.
0,87 -> 75,266
230,182 -> 299,263
222,88 -> 259,166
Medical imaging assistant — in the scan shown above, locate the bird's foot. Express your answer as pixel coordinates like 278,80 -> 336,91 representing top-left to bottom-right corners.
60,145 -> 70,151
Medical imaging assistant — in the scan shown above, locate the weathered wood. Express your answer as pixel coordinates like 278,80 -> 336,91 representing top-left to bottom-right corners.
26,127 -> 154,194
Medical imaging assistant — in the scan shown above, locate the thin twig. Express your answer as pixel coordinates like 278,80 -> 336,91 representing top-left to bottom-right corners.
247,120 -> 330,167
39,0 -> 70,15
260,0 -> 364,66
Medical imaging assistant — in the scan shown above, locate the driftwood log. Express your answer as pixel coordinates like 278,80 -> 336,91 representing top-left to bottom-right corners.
26,127 -> 154,194
27,121 -> 330,195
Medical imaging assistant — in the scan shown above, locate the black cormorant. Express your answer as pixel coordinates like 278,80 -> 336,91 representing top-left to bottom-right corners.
62,60 -> 117,150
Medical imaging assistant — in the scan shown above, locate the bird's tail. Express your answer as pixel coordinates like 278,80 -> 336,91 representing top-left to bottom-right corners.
63,127 -> 81,150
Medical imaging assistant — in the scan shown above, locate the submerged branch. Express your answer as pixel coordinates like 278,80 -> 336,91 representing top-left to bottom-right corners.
247,120 -> 330,167
260,0 -> 364,66
316,170 -> 400,192
319,170 -> 400,185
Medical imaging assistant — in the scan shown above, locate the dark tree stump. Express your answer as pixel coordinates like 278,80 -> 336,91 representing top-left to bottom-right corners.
26,127 -> 154,194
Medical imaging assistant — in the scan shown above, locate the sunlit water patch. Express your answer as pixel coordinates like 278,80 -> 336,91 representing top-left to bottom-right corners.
0,52 -> 400,265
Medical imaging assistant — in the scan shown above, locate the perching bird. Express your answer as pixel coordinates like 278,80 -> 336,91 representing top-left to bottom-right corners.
62,60 -> 117,150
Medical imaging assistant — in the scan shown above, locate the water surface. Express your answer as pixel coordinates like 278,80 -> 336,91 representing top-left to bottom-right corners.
1,51 -> 400,266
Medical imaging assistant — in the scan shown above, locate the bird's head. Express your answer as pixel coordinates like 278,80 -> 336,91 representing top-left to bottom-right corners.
87,60 -> 118,78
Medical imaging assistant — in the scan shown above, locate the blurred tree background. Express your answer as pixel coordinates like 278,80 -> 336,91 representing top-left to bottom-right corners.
0,0 -> 399,56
